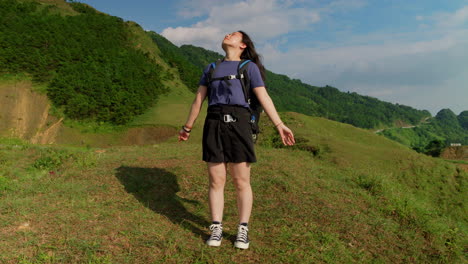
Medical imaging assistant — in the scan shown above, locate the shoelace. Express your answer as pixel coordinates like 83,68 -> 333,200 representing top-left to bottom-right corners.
236,225 -> 249,242
209,224 -> 222,240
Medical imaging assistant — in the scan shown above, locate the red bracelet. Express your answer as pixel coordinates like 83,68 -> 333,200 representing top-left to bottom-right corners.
274,122 -> 283,127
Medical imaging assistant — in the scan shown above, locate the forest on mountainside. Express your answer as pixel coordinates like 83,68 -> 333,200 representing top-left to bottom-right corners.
0,0 -> 166,124
147,32 -> 201,93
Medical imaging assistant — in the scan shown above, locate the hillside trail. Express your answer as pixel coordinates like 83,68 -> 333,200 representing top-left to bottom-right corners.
374,117 -> 431,133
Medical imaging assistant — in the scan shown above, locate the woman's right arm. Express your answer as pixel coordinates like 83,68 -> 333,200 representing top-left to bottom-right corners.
253,86 -> 295,146
178,85 -> 208,141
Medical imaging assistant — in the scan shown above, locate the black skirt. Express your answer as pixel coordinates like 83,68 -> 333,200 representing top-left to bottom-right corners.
202,105 -> 256,163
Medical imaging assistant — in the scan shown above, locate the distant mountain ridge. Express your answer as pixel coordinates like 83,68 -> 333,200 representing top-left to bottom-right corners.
151,33 -> 430,129
380,109 -> 468,153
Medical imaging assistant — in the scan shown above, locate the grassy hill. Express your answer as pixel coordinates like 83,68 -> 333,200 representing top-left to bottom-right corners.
0,112 -> 466,263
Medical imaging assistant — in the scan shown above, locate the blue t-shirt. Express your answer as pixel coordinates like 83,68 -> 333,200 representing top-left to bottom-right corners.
199,60 -> 265,108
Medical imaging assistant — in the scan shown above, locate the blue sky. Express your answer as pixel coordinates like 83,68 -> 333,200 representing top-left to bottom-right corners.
77,0 -> 468,115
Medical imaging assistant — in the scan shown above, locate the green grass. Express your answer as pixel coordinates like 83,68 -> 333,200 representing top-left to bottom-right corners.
444,159 -> 468,165
0,72 -> 32,82
0,112 -> 466,263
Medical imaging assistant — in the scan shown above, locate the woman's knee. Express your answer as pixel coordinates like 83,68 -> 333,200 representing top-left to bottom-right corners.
230,162 -> 251,190
209,175 -> 226,189
232,175 -> 251,191
207,162 -> 227,189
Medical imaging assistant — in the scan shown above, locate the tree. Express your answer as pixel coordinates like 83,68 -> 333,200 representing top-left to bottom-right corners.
424,139 -> 445,157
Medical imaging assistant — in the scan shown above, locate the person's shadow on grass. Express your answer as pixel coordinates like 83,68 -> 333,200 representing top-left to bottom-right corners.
115,166 -> 211,240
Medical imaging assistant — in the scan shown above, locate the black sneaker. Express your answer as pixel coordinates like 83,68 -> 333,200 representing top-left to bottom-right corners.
234,224 -> 250,249
206,223 -> 223,247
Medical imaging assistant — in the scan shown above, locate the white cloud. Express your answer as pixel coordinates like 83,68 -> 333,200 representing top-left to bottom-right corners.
176,0 -> 234,19
435,6 -> 468,28
162,0 -> 320,51
260,5 -> 468,114
160,26 -> 224,51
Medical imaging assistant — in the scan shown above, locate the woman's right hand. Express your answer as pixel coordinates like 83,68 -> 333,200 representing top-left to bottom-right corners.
276,124 -> 295,146
178,129 -> 190,142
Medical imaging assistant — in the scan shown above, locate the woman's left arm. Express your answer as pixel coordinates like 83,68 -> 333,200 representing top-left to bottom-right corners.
253,87 -> 295,146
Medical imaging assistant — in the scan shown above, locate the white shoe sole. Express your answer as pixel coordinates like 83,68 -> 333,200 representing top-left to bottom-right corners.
206,238 -> 222,247
234,241 -> 249,249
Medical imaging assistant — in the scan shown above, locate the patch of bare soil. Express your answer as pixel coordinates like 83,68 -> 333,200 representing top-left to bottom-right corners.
394,119 -> 412,127
440,146 -> 468,161
0,81 -> 60,144
31,118 -> 64,144
457,164 -> 468,172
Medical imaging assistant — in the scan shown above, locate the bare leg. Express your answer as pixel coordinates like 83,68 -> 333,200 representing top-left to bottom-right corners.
207,162 -> 227,222
229,162 -> 253,224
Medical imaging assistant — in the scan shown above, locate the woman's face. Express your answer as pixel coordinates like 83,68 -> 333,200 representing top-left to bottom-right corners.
222,32 -> 246,50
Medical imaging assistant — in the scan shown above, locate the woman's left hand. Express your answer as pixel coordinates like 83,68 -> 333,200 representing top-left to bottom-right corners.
277,124 -> 295,146
178,129 -> 190,142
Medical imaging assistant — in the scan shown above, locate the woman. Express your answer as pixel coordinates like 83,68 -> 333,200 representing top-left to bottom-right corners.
178,31 -> 295,249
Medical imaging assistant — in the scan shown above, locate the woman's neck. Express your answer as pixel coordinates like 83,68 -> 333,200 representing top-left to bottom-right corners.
224,49 -> 242,61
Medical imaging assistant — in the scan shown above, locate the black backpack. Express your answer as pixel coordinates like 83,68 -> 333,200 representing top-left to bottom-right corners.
207,59 -> 263,143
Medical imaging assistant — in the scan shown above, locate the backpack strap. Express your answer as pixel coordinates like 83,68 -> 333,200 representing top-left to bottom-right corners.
207,59 -> 222,84
207,59 -> 223,101
238,59 -> 251,105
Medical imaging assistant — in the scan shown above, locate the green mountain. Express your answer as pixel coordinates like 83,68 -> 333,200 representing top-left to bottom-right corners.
179,44 -> 224,70
147,32 -> 201,93
380,109 -> 468,155
437,109 -> 462,129
435,109 -> 467,144
458,111 -> 468,130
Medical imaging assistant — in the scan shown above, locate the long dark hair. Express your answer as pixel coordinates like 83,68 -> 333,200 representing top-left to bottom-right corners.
239,30 -> 266,82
